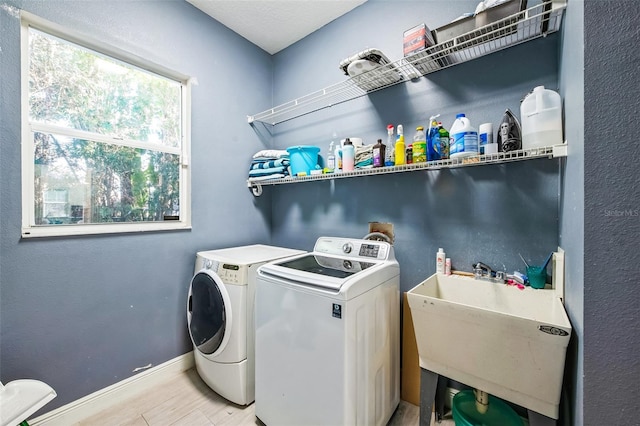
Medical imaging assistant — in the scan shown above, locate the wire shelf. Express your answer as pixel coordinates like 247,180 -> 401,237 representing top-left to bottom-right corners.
247,144 -> 567,195
248,1 -> 566,125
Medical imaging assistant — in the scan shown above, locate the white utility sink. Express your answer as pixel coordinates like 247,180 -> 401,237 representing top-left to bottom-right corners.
407,251 -> 571,419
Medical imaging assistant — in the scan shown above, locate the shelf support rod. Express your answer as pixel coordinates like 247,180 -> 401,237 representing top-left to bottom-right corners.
249,182 -> 263,197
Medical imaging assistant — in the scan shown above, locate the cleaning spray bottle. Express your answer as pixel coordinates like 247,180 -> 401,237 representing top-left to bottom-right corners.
395,124 -> 405,166
327,141 -> 336,172
438,122 -> 450,159
427,114 -> 441,161
385,124 -> 395,167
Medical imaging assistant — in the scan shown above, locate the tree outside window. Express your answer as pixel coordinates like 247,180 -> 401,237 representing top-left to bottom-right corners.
22,18 -> 190,237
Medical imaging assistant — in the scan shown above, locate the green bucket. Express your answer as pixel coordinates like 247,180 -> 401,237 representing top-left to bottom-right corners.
452,390 -> 522,426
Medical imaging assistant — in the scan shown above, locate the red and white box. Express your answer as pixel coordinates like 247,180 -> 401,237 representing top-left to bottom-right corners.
403,23 -> 436,57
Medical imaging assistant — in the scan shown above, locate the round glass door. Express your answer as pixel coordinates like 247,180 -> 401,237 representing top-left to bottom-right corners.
187,271 -> 230,355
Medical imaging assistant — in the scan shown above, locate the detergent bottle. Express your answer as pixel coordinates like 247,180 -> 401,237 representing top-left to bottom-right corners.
520,86 -> 563,149
394,124 -> 406,165
449,113 -> 478,158
438,122 -> 450,159
427,114 -> 441,161
412,126 -> 427,163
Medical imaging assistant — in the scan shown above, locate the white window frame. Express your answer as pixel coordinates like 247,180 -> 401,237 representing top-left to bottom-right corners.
20,11 -> 192,238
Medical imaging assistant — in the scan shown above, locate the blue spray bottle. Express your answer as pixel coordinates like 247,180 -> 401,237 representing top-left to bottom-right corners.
427,114 -> 441,161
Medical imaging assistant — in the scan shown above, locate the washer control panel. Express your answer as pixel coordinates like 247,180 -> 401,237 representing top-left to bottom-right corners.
314,237 -> 392,261
196,254 -> 247,285
216,263 -> 243,285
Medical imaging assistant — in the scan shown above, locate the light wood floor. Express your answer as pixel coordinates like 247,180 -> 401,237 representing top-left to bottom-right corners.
70,368 -> 456,426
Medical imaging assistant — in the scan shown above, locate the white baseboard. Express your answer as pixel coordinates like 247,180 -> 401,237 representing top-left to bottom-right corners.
29,351 -> 195,426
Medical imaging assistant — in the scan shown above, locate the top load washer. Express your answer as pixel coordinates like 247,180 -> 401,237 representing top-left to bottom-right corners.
187,244 -> 304,405
255,237 -> 400,426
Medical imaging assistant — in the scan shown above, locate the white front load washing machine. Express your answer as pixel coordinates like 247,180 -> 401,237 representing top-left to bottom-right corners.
255,237 -> 400,426
187,245 -> 304,405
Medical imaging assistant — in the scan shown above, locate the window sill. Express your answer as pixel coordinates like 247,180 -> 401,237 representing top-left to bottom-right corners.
21,221 -> 192,239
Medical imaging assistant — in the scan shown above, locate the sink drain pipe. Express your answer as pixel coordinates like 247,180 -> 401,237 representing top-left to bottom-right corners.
474,389 -> 490,414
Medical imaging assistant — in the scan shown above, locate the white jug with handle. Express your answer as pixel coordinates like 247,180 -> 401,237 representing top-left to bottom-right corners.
520,86 -> 563,150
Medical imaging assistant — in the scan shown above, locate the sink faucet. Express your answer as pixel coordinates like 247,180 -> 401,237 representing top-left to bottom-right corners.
473,262 -> 506,283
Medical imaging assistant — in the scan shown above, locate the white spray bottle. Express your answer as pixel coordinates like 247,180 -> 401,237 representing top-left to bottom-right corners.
334,132 -> 342,172
327,141 -> 336,172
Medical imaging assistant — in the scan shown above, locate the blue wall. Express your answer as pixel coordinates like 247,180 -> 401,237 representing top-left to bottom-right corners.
583,1 -> 640,424
267,0 -> 561,294
559,0 -> 584,424
0,0 -> 276,412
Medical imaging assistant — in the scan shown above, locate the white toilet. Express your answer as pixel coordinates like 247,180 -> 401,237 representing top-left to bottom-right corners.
0,379 -> 56,426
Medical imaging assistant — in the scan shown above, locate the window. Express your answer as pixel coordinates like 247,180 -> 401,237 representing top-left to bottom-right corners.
43,189 -> 68,220
21,13 -> 191,237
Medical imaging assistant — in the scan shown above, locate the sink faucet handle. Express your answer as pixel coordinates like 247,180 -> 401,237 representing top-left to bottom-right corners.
495,271 -> 507,282
474,266 -> 484,279
473,262 -> 493,275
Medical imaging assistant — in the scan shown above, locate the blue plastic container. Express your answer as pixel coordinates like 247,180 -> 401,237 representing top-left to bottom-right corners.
287,145 -> 320,176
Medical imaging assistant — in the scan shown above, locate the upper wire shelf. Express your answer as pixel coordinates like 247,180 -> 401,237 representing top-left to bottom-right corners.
247,1 -> 567,126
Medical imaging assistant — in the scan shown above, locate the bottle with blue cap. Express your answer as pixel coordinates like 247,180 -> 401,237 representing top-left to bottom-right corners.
385,125 -> 395,167
449,113 -> 478,159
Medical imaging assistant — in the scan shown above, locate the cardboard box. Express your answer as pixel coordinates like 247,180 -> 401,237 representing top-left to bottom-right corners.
401,292 -> 420,405
368,222 -> 394,243
403,23 -> 436,57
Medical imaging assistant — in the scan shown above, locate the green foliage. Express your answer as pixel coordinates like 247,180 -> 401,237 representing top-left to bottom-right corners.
29,29 -> 182,225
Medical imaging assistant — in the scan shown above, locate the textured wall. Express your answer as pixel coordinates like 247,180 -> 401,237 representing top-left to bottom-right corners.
0,0 -> 274,412
558,0 -> 584,424
584,1 -> 640,424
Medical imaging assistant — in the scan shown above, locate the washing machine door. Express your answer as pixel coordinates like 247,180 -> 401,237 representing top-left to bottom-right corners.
187,270 -> 233,357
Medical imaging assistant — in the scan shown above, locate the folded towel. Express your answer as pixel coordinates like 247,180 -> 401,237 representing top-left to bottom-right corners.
248,173 -> 286,182
356,158 -> 373,168
252,155 -> 289,162
252,149 -> 289,160
355,145 -> 373,168
250,158 -> 289,170
248,165 -> 286,177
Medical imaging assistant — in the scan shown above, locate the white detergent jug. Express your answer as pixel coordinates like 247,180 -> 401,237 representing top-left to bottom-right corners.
520,86 -> 563,149
449,113 -> 478,159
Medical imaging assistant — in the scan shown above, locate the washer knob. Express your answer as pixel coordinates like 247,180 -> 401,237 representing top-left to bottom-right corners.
342,243 -> 352,254
205,259 -> 213,269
